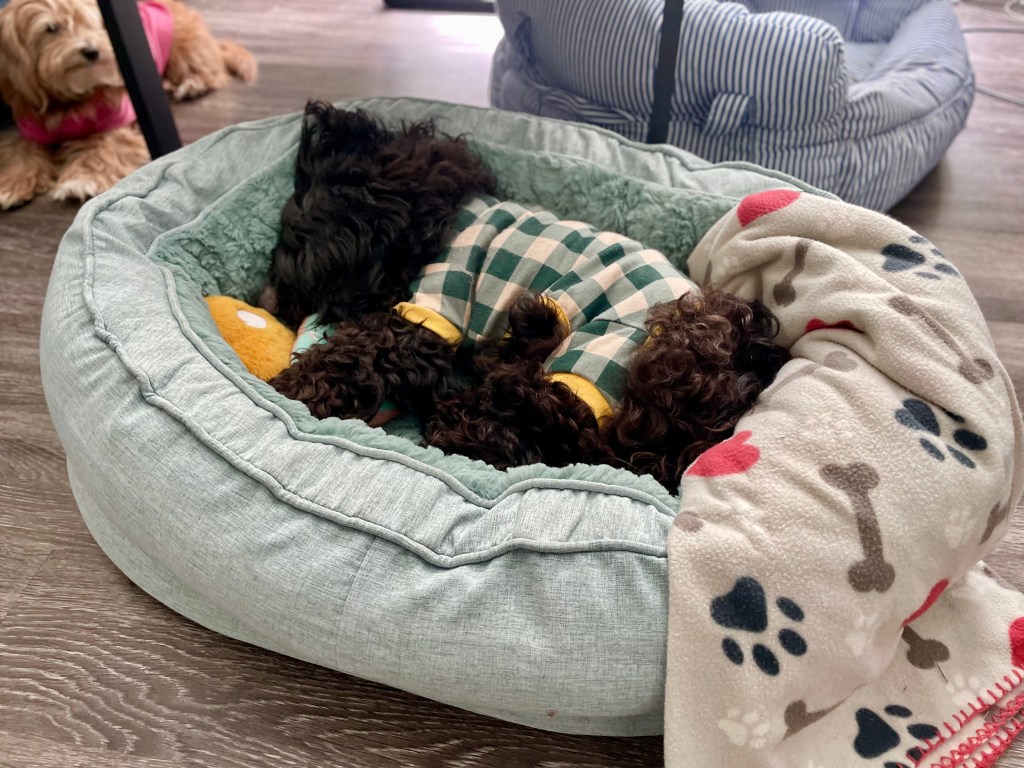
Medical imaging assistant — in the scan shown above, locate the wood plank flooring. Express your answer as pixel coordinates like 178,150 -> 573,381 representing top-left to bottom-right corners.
0,0 -> 1021,765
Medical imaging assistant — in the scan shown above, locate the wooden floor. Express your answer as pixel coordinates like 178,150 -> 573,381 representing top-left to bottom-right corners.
1,0 -> 1022,765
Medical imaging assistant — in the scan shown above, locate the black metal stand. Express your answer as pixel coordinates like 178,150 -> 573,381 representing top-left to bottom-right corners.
97,0 -> 182,158
647,0 -> 684,145
383,0 -> 494,12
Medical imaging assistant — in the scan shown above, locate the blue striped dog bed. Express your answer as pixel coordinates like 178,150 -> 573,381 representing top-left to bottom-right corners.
490,0 -> 974,211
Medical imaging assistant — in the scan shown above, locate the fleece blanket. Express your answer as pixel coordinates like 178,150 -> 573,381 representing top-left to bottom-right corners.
666,190 -> 1024,767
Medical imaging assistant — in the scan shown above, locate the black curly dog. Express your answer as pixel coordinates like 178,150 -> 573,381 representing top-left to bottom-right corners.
261,102 -> 496,423
262,102 -> 789,490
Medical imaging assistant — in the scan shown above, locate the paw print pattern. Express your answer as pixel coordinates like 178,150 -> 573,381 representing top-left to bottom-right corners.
895,399 -> 987,468
718,708 -> 772,749
711,577 -> 807,676
853,705 -> 940,767
945,672 -> 986,710
881,235 -> 960,281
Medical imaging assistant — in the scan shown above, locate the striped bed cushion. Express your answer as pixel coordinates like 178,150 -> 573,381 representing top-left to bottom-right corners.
490,0 -> 973,211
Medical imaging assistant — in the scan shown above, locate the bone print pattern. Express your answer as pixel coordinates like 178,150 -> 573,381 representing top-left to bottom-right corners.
888,295 -> 994,384
783,700 -> 841,739
901,625 -> 950,670
820,463 -> 896,593
772,239 -> 810,307
981,498 -> 1013,544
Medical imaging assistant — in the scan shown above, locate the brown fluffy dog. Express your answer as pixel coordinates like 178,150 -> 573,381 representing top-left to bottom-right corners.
0,0 -> 256,208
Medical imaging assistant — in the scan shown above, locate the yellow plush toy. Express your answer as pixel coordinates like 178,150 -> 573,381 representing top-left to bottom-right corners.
204,296 -> 295,381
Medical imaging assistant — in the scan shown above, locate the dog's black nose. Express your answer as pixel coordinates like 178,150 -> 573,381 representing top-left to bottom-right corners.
81,47 -> 100,62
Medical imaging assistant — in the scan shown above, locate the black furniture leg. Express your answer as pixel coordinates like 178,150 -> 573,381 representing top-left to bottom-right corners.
383,0 -> 494,11
647,0 -> 684,145
98,0 -> 182,158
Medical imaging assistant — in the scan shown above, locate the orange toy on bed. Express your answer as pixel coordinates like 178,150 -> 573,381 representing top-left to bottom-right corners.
205,296 -> 295,381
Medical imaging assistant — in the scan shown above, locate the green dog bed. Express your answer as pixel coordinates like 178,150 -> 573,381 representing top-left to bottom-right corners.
40,98 -> 830,736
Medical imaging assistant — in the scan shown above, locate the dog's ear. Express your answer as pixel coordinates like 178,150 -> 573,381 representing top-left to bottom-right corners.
605,288 -> 789,490
0,4 -> 49,114
293,102 -> 390,195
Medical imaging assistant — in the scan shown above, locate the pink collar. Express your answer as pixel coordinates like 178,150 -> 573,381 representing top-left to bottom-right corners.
16,1 -> 174,145
17,92 -> 136,144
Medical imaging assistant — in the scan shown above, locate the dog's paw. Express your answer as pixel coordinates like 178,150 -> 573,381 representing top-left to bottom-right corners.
0,150 -> 53,210
0,171 -> 52,210
219,40 -> 258,83
0,177 -> 39,210
50,174 -> 112,203
164,76 -> 212,101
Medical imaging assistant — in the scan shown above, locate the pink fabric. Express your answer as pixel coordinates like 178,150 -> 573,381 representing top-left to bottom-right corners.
138,1 -> 173,73
17,1 -> 174,144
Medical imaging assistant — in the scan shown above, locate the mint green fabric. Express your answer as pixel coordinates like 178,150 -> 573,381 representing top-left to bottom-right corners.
40,98 -> 833,737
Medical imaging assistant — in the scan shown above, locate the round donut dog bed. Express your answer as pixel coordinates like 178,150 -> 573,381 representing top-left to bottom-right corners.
40,98 -> 829,736
42,98 -> 1015,741
490,0 -> 974,211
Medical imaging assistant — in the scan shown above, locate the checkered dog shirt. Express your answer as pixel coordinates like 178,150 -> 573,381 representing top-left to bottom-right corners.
394,196 -> 695,420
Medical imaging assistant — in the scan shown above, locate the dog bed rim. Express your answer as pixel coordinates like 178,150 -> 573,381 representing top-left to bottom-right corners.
69,103 -> 776,570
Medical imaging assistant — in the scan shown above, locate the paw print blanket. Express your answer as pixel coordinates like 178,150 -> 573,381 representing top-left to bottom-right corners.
666,191 -> 1024,767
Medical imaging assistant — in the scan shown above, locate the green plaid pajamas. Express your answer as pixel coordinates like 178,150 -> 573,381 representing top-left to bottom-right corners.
396,196 -> 695,414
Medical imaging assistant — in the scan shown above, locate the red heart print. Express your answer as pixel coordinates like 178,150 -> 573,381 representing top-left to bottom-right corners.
902,579 -> 950,627
687,431 -> 760,477
805,318 -> 864,334
1011,617 -> 1024,669
737,190 -> 801,227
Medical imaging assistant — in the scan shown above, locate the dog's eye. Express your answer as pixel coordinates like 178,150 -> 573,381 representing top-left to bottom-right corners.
45,22 -> 60,34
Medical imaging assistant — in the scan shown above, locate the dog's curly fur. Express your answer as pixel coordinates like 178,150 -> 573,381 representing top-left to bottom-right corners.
264,102 -> 498,328
270,310 -> 465,423
266,103 -> 790,491
424,289 -> 788,487
422,291 -> 617,470
426,360 -> 616,470
604,290 -> 788,484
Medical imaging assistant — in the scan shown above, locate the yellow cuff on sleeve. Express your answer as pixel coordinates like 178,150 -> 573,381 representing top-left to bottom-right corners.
394,302 -> 463,345
548,373 -> 613,424
541,295 -> 571,336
